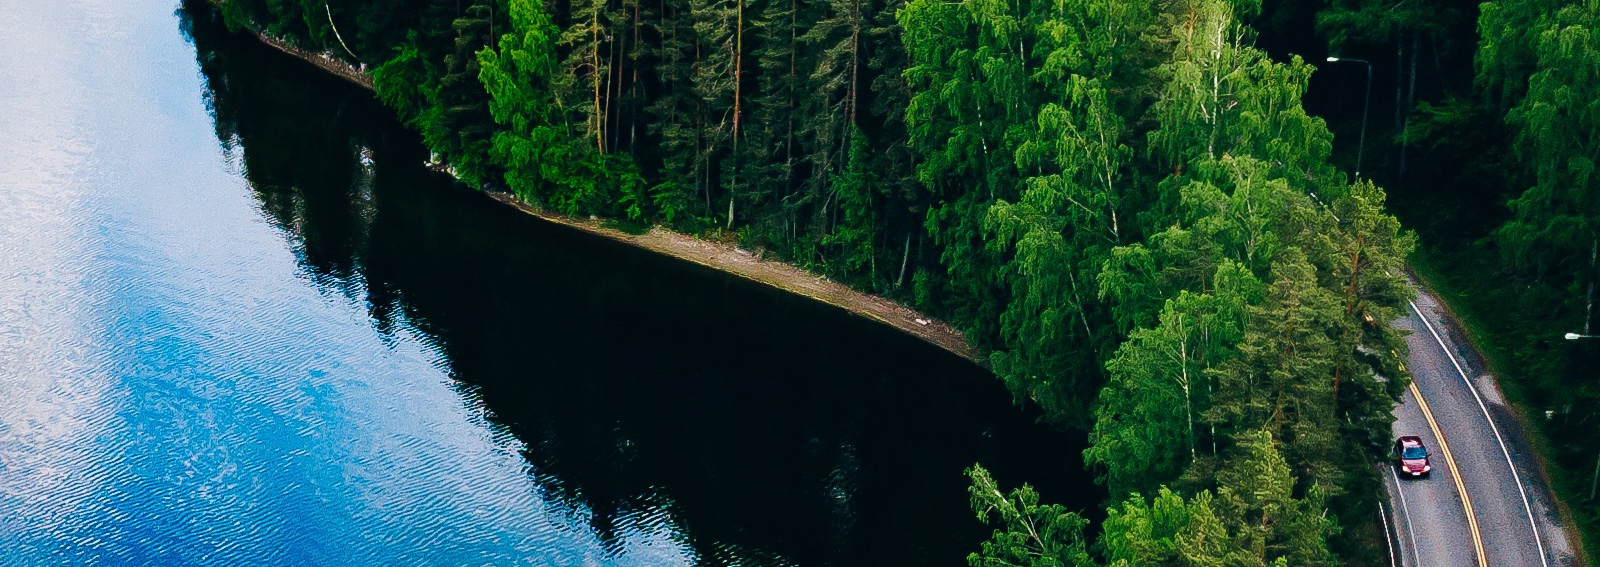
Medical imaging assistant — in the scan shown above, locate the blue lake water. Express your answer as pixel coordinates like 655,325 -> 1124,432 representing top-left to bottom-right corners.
0,1 -> 1091,565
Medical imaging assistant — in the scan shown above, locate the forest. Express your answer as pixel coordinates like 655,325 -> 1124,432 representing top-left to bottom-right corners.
207,0 -> 1598,563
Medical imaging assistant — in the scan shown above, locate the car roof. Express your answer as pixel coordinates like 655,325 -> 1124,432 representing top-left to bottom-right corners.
1398,436 -> 1424,447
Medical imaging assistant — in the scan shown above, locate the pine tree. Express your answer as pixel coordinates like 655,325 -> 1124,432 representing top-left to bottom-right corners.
1324,180 -> 1414,454
798,0 -> 866,204
1213,429 -> 1338,567
822,127 -> 879,282
745,0 -> 811,251
438,1 -> 502,185
560,0 -> 612,152
1209,248 -> 1345,493
646,0 -> 705,223
687,0 -> 739,224
864,0 -> 923,289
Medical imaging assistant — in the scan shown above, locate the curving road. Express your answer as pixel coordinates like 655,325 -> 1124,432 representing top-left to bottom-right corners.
1382,281 -> 1578,567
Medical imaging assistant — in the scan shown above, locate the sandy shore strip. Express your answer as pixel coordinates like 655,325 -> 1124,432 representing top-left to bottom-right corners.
485,192 -> 979,363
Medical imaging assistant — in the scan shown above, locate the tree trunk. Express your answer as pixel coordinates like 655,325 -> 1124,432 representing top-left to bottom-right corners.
1066,270 -> 1094,349
1587,236 -> 1597,335
1335,233 -> 1364,401
897,232 -> 911,288
630,0 -> 641,156
324,3 -> 360,61
727,0 -> 743,229
593,6 -> 604,152
1401,31 -> 1418,179
609,10 -> 624,154
1590,452 -> 1599,500
1181,334 -> 1196,461
1395,32 -> 1403,138
848,0 -> 861,125
785,0 -> 797,180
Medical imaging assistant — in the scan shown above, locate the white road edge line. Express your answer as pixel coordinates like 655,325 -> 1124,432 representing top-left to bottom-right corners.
1409,299 -> 1549,567
1380,498 -> 1398,567
1390,463 -> 1421,567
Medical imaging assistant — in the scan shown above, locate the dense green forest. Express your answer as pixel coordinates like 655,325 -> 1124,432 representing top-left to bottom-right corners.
1395,0 -> 1600,556
208,0 -> 1599,562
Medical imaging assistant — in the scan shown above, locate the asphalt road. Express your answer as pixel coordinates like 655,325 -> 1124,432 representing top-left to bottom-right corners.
1382,283 -> 1578,567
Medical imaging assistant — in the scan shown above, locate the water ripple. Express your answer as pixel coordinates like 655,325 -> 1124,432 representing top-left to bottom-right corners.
0,2 -> 1092,566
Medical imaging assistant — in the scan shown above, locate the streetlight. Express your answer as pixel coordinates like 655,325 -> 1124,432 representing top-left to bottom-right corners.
1327,57 -> 1373,182
1565,330 -> 1600,498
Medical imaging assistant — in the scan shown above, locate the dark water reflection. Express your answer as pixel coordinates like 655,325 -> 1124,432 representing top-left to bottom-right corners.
0,1 -> 1093,564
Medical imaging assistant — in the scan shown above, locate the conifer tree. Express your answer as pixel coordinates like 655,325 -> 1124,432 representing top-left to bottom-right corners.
646,0 -> 705,221
1324,180 -> 1414,453
560,0 -> 612,152
1209,248 -> 1344,492
687,0 -> 739,224
1213,429 -> 1338,567
799,0 -> 866,196
864,0 -> 922,289
823,128 -> 880,281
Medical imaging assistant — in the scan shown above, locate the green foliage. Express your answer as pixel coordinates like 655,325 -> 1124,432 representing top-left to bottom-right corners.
1098,487 -> 1196,566
1087,262 -> 1260,500
478,0 -> 567,201
218,0 -> 1430,560
1316,0 -> 1452,49
1146,1 -> 1338,208
1491,0 -> 1600,293
975,431 -> 1337,566
822,128 -> 880,280
1476,0 -> 1567,108
899,0 -> 1029,345
1207,248 -> 1344,490
1212,429 -> 1339,567
966,465 -> 1096,567
984,77 -> 1129,421
372,40 -> 431,120
1325,181 -> 1415,454
476,0 -> 645,215
1438,0 -> 1600,551
1080,0 -> 1414,526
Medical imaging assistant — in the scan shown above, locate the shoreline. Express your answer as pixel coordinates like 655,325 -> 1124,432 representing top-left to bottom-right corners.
487,193 -> 978,362
227,17 -> 980,364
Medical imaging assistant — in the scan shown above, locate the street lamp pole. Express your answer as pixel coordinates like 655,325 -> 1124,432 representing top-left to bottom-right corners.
1568,331 -> 1600,498
1327,57 -> 1373,182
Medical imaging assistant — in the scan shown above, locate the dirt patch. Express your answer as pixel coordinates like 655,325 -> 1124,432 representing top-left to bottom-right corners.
485,193 -> 980,363
254,34 -> 374,89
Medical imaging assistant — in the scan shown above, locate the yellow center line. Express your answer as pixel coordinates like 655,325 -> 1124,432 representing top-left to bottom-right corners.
1411,381 -> 1488,567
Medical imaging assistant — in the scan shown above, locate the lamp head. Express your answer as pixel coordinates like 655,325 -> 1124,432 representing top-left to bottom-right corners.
1326,56 -> 1340,62
1567,332 -> 1583,340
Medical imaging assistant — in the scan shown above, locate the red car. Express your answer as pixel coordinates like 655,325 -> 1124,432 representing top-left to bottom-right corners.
1394,436 -> 1432,478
